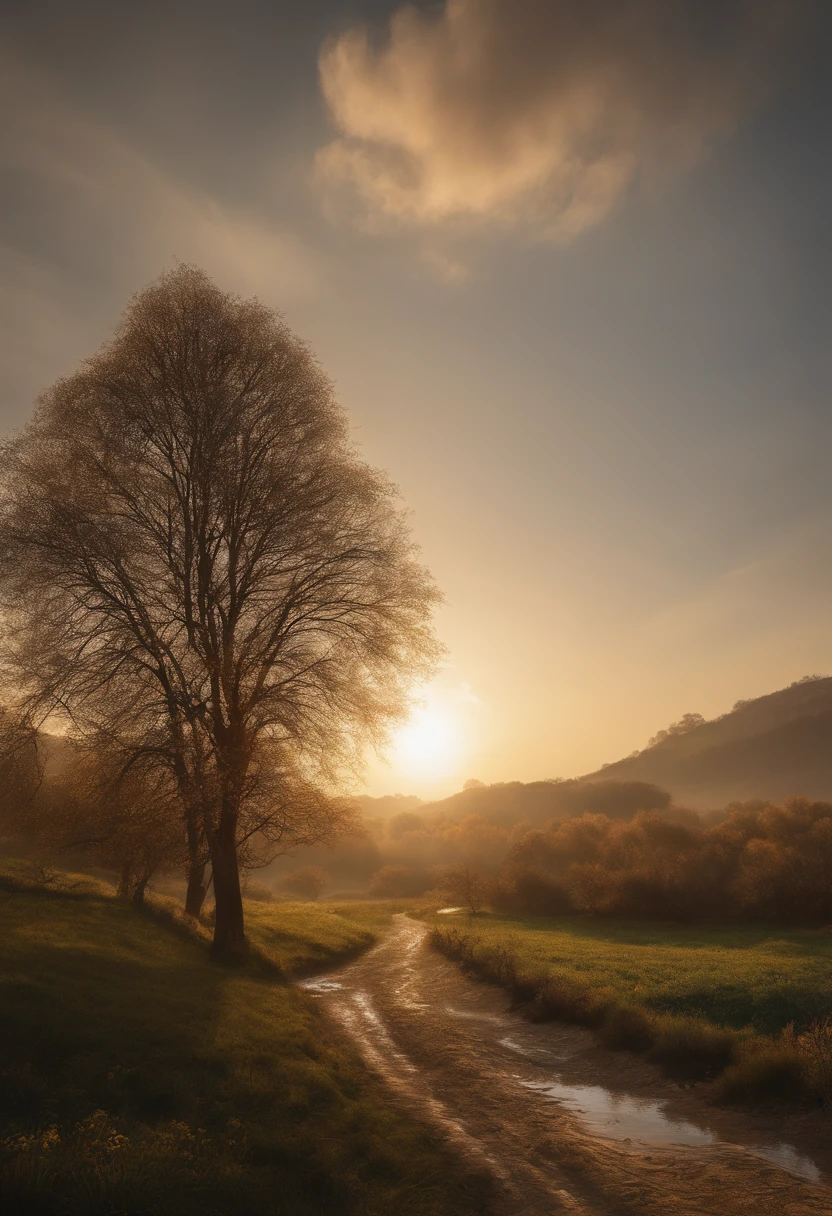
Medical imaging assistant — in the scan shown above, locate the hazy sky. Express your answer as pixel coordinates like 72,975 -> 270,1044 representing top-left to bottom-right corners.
2,0 -> 831,797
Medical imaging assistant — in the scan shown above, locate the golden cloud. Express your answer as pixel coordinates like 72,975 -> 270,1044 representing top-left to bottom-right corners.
318,0 -> 804,239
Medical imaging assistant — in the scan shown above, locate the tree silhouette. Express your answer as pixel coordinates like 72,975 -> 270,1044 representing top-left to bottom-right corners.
0,266 -> 441,960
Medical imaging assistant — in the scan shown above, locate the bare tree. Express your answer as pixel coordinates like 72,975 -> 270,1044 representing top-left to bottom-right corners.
0,266 -> 441,960
233,737 -> 360,874
434,863 -> 493,914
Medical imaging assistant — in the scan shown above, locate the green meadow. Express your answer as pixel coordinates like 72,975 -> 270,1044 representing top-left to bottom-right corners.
242,898 -> 405,974
0,865 -> 487,1216
430,911 -> 832,1033
429,911 -> 832,1096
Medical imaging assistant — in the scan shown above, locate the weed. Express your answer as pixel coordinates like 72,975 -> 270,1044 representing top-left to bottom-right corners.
648,1016 -> 736,1080
720,1040 -> 805,1103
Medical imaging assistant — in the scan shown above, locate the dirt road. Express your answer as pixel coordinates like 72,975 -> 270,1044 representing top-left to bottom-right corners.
302,914 -> 832,1216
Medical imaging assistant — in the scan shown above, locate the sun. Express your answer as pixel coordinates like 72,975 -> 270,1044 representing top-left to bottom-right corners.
391,705 -> 462,781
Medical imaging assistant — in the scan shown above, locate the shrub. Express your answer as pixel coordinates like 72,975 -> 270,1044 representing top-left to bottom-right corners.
280,867 -> 330,901
431,863 -> 493,914
532,973 -> 604,1026
368,865 -> 430,898
720,1040 -> 805,1103
791,1016 -> 832,1104
648,1016 -> 736,1080
494,867 -> 573,916
244,881 -> 275,903
600,1004 -> 656,1053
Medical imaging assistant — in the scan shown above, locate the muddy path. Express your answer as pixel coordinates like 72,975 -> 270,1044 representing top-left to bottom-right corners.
301,914 -> 832,1216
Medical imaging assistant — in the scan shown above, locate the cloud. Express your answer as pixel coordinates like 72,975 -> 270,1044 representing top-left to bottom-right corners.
318,0 -> 805,240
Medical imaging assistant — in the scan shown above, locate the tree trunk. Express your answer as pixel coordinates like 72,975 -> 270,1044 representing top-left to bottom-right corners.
184,859 -> 208,919
183,804 -> 208,917
210,814 -> 246,964
131,873 -> 150,906
117,859 -> 133,899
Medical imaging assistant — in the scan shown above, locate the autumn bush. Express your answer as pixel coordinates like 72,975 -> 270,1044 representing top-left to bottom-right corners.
368,864 -> 432,898
280,866 -> 331,901
497,798 -> 832,925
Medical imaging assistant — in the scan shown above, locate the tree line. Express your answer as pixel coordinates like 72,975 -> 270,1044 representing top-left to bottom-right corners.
282,789 -> 832,925
497,797 -> 832,923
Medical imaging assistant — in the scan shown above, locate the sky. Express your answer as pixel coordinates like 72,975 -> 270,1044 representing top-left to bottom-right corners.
1,0 -> 831,798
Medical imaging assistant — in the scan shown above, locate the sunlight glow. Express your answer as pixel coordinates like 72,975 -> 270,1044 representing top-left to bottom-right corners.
391,705 -> 462,781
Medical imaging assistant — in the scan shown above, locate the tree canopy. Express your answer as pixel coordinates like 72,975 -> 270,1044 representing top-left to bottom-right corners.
0,266 -> 441,958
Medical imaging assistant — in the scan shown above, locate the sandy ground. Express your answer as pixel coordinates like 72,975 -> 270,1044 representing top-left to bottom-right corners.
301,914 -> 832,1216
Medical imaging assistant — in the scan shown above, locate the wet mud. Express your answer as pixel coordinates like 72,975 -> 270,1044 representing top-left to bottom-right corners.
301,914 -> 832,1215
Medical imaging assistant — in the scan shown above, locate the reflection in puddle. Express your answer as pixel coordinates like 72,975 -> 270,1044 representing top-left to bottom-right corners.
524,1079 -> 823,1183
523,1080 -> 714,1146
747,1143 -> 821,1184
436,907 -> 465,915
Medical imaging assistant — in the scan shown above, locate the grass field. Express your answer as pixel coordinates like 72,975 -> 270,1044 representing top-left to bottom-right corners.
243,899 -> 406,974
431,912 -> 832,1033
0,863 -> 488,1216
429,911 -> 832,1097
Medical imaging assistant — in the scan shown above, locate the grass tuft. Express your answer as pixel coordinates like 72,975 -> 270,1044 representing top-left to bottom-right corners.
720,1041 -> 806,1103
600,1003 -> 656,1053
647,1015 -> 737,1080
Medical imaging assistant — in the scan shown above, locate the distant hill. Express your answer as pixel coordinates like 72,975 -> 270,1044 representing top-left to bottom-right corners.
411,778 -> 672,829
583,676 -> 832,808
353,793 -> 424,819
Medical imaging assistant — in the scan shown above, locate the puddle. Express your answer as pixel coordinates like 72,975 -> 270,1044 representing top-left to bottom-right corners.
436,907 -> 465,914
523,1080 -> 715,1146
444,1005 -> 504,1023
746,1143 -> 821,1184
523,1079 -> 823,1183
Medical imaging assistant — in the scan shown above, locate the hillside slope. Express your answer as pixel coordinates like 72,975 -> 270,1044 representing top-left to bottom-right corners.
583,677 -> 832,808
413,778 -> 672,828
0,864 -> 489,1216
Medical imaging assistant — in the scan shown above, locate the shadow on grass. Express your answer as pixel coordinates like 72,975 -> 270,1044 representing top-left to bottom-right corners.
0,885 -> 495,1216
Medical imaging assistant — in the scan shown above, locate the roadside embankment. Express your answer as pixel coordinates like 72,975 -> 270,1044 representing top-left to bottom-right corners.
0,861 -> 489,1216
429,912 -> 832,1104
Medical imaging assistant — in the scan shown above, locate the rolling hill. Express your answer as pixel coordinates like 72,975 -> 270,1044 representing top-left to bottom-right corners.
582,676 -> 832,808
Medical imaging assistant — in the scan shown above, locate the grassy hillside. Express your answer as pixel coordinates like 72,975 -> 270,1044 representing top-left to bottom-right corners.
0,866 -> 489,1216
243,899 -> 406,973
430,910 -> 832,1097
